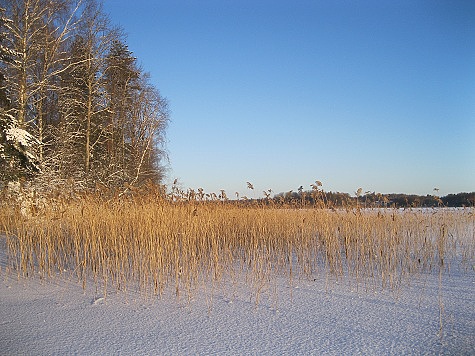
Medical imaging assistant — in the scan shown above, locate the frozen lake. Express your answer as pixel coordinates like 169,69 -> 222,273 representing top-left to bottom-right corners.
1,244 -> 474,355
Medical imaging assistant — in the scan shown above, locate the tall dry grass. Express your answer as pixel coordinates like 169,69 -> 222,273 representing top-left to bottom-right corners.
1,191 -> 474,303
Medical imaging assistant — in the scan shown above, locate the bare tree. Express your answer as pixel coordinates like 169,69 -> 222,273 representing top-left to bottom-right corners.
58,0 -> 118,185
126,73 -> 168,186
1,0 -> 169,190
29,0 -> 82,164
1,0 -> 82,180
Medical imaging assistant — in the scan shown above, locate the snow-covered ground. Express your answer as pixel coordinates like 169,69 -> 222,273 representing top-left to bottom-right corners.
1,237 -> 474,355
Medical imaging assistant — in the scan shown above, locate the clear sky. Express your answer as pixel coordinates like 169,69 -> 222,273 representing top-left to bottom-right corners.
103,0 -> 475,197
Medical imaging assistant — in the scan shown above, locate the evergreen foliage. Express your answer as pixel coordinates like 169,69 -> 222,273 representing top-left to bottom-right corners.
273,189 -> 475,208
0,0 -> 169,190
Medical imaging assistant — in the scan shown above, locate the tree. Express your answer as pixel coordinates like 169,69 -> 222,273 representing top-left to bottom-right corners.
125,73 -> 168,185
104,39 -> 140,182
104,40 -> 168,187
54,34 -> 91,181
0,0 -> 169,190
28,0 -> 82,165
58,0 -> 117,185
0,0 -> 81,183
0,5 -> 40,182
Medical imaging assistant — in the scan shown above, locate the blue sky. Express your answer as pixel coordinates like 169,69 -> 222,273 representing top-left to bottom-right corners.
103,0 -> 474,197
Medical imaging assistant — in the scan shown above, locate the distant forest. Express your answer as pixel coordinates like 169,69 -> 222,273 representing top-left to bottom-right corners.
171,183 -> 475,208
272,190 -> 475,208
0,0 -> 169,191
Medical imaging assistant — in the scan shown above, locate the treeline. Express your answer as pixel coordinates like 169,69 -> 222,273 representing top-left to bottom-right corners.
273,190 -> 475,208
167,181 -> 474,208
0,0 -> 169,191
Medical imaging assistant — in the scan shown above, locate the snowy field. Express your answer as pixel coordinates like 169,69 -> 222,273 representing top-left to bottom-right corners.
1,234 -> 474,356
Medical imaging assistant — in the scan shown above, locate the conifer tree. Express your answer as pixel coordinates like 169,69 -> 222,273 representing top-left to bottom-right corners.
0,0 -> 169,189
0,5 -> 40,182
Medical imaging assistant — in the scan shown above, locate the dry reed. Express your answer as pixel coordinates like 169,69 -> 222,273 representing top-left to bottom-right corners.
1,191 -> 473,303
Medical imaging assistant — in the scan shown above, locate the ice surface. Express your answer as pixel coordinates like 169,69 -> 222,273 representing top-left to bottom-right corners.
0,237 -> 474,355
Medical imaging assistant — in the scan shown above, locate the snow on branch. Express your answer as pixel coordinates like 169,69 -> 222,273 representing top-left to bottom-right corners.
5,126 -> 37,147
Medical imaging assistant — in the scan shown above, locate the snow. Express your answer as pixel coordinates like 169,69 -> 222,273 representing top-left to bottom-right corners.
5,126 -> 35,147
1,237 -> 474,355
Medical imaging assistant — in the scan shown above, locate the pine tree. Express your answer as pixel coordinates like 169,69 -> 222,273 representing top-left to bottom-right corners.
104,40 -> 168,187
104,40 -> 140,182
0,6 -> 40,183
0,0 -> 169,189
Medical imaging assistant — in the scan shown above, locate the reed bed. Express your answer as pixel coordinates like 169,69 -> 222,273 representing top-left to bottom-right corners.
1,193 -> 474,302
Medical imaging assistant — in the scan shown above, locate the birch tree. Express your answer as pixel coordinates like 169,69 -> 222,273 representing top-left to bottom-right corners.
29,0 -> 82,165
126,72 -> 168,186
1,0 -> 82,179
58,0 -> 117,185
1,0 -> 169,189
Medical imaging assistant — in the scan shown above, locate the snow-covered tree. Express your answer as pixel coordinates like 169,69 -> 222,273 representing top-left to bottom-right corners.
57,0 -> 118,185
0,0 -> 169,190
28,0 -> 83,165
0,6 -> 40,183
126,73 -> 169,185
104,40 -> 169,187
